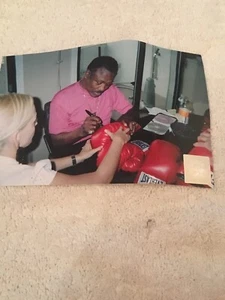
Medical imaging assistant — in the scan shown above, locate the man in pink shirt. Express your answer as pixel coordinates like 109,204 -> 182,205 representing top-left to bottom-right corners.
49,56 -> 138,149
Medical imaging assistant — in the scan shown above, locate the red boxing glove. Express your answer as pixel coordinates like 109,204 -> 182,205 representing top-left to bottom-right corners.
90,122 -> 145,172
119,142 -> 145,172
91,122 -> 129,167
134,140 -> 182,184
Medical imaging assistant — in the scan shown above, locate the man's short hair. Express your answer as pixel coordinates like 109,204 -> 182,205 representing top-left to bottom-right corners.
87,56 -> 118,76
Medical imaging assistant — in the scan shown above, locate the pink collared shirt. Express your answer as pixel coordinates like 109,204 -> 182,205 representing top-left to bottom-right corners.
49,81 -> 132,136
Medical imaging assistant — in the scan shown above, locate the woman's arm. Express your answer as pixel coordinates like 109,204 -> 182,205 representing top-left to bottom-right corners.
50,140 -> 102,171
50,127 -> 130,185
28,140 -> 102,171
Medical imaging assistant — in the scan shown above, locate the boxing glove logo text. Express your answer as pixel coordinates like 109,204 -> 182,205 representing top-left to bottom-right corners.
137,172 -> 165,184
131,140 -> 149,152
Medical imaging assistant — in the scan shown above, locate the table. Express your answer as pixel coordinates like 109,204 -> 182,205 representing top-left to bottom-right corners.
59,112 -> 204,184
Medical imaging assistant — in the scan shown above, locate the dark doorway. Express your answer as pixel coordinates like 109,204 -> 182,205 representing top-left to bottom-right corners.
172,52 -> 203,110
6,56 -> 17,93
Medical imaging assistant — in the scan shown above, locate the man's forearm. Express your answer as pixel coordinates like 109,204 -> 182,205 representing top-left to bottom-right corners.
50,126 -> 87,147
117,107 -> 139,123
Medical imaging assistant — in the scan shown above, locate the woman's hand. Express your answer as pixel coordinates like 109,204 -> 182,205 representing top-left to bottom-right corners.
77,140 -> 102,161
193,129 -> 212,152
120,120 -> 139,136
104,127 -> 130,145
78,127 -> 130,162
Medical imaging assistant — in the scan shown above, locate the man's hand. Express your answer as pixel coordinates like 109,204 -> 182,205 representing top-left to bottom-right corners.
104,127 -> 131,145
121,120 -> 139,136
82,116 -> 102,135
128,121 -> 139,135
117,106 -> 140,135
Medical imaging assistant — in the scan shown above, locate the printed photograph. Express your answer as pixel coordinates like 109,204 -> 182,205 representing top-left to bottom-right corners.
0,40 -> 213,187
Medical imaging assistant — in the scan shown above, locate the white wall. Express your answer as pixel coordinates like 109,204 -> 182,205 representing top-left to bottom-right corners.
17,48 -> 77,161
142,44 -> 153,90
105,41 -> 173,109
142,45 -> 173,108
23,49 -> 72,102
106,40 -> 138,84
154,48 -> 171,99
180,57 -> 209,115
79,44 -> 107,76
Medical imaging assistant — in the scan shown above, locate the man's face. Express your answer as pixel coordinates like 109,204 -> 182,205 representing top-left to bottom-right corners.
83,67 -> 116,97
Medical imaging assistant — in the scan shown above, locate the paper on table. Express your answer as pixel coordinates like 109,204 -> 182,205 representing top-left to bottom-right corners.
143,112 -> 177,135
183,154 -> 213,187
145,107 -> 175,117
146,107 -> 186,123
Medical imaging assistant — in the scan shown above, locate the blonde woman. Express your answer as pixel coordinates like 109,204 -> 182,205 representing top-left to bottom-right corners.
0,93 -> 130,186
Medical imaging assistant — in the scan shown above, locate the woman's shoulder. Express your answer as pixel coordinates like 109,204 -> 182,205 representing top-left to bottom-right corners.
0,158 -> 56,186
27,159 -> 57,185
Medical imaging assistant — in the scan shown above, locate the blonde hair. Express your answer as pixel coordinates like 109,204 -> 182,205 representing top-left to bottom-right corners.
0,93 -> 35,151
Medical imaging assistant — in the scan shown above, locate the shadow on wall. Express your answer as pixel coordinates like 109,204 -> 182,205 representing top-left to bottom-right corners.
16,97 -> 44,164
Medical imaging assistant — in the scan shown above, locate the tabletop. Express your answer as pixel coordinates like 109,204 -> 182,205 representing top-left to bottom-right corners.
111,113 -> 204,184
56,112 -> 204,183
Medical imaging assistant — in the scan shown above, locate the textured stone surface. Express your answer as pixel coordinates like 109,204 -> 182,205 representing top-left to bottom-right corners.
0,1 -> 225,299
